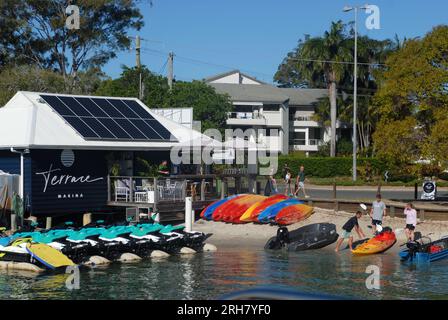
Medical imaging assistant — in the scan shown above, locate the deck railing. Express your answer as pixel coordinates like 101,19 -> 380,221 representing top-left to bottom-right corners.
108,175 -> 220,206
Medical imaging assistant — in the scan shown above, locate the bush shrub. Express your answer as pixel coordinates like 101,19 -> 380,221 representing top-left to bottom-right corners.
438,171 -> 448,181
276,155 -> 387,178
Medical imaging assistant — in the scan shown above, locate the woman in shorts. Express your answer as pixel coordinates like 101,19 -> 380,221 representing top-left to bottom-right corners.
404,203 -> 417,241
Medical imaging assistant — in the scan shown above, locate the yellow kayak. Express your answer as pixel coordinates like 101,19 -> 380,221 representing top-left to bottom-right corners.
26,243 -> 75,269
351,230 -> 397,255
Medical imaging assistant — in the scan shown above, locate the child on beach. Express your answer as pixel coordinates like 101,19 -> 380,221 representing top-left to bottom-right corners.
404,203 -> 417,241
335,211 -> 366,252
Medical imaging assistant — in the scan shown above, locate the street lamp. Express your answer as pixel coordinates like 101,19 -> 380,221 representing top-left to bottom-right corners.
343,4 -> 369,182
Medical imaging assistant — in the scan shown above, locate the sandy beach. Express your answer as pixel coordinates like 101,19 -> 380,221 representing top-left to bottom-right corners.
195,207 -> 448,250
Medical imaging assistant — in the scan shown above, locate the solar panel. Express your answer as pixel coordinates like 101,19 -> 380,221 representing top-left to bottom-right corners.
40,95 -> 174,142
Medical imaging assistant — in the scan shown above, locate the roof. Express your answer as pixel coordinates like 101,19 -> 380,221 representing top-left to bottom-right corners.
278,88 -> 328,105
209,83 -> 290,104
209,83 -> 327,105
204,70 -> 267,85
0,91 -> 219,151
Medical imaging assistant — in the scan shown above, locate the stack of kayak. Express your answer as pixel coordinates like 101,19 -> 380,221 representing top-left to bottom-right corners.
0,220 -> 212,269
201,194 -> 314,225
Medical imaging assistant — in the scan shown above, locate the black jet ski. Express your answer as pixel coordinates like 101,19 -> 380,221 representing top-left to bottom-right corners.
265,223 -> 339,251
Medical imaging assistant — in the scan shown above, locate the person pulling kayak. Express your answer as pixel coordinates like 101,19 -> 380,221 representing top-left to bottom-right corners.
335,211 -> 366,252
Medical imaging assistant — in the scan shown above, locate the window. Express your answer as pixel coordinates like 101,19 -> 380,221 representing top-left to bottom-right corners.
263,104 -> 279,111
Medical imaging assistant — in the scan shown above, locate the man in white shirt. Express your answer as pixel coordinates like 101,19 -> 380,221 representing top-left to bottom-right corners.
370,194 -> 387,235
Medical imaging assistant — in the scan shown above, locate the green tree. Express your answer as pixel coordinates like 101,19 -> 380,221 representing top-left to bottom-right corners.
276,23 -> 397,157
0,0 -> 143,77
96,66 -> 232,133
372,117 -> 422,169
0,65 -> 104,106
373,25 -> 448,168
275,21 -> 352,157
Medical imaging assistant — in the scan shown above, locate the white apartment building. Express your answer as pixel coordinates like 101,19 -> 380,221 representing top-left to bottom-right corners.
205,70 -> 336,155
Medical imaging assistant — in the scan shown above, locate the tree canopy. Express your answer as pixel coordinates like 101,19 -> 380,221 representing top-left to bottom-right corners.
275,21 -> 396,156
96,66 -> 232,132
0,0 -> 143,76
372,25 -> 448,169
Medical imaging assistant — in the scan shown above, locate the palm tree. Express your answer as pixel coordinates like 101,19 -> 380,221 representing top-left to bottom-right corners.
297,21 -> 352,157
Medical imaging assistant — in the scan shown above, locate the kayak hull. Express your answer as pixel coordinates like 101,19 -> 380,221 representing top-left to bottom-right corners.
212,194 -> 250,221
221,195 -> 267,223
352,230 -> 396,255
200,195 -> 239,220
239,194 -> 289,223
258,199 -> 303,224
274,204 -> 314,226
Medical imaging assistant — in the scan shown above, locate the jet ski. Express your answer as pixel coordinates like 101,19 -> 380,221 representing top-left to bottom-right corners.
7,218 -> 212,262
265,223 -> 339,251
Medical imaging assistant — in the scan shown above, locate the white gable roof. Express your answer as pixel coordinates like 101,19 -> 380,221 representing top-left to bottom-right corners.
0,91 -> 219,151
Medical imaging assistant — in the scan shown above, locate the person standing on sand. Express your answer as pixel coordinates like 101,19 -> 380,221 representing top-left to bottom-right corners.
370,194 -> 387,234
335,211 -> 366,252
404,203 -> 417,241
294,165 -> 309,198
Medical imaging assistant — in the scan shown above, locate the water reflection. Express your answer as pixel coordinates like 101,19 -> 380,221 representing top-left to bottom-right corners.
0,248 -> 447,300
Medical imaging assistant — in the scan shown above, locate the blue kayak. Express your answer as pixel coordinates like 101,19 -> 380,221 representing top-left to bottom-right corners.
258,198 -> 303,223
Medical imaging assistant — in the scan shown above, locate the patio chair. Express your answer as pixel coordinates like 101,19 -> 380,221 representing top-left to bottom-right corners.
114,179 -> 130,202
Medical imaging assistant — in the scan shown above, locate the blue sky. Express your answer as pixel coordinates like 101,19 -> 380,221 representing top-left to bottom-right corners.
102,0 -> 448,83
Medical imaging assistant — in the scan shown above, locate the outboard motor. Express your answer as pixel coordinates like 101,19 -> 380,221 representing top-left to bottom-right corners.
277,227 -> 290,245
264,227 -> 290,250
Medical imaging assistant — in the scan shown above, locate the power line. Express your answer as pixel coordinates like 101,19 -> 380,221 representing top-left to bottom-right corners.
287,57 -> 387,67
158,58 -> 168,75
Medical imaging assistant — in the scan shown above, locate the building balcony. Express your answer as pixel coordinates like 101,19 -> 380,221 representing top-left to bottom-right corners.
289,139 -> 323,152
290,115 -> 320,128
226,112 -> 266,126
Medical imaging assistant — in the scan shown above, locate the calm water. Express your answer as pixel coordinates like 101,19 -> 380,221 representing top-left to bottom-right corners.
1,247 -> 448,300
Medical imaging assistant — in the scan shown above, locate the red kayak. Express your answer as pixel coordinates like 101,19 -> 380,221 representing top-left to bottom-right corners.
212,194 -> 250,221
274,203 -> 314,225
221,195 -> 267,223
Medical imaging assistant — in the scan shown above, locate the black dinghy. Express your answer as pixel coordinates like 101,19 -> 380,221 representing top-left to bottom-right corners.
265,223 -> 339,251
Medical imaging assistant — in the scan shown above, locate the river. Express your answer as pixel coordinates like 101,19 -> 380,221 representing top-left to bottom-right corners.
0,247 -> 447,300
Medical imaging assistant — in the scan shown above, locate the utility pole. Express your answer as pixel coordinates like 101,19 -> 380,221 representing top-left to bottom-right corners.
135,36 -> 143,100
168,52 -> 174,90
136,35 -> 141,68
344,4 -> 368,181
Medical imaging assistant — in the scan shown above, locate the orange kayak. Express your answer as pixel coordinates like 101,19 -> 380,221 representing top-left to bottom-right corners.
221,195 -> 267,223
239,194 -> 289,223
351,230 -> 397,255
274,203 -> 314,225
212,194 -> 250,221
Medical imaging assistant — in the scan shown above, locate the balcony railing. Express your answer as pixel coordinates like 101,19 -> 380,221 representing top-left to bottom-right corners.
290,139 -> 323,146
290,115 -> 313,121
228,112 -> 264,120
